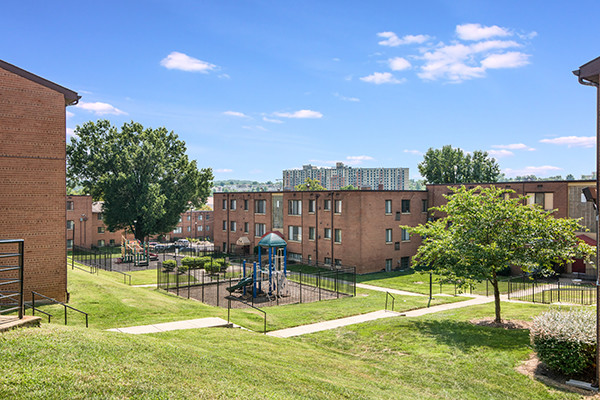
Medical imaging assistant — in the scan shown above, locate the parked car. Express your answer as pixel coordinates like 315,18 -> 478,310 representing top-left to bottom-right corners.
154,244 -> 171,252
174,239 -> 190,248
149,253 -> 159,261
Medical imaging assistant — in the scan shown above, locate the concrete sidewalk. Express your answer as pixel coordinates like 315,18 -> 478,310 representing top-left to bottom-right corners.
106,317 -> 232,334
266,310 -> 404,338
356,283 -> 427,296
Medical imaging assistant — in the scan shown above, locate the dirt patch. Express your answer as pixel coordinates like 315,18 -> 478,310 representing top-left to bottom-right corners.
470,317 -> 531,330
516,354 -> 600,397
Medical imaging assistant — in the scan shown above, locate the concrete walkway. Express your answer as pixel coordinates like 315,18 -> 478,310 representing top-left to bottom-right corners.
106,317 -> 232,334
266,310 -> 404,338
356,283 -> 427,296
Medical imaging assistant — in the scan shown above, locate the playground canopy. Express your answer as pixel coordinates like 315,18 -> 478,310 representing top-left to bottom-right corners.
258,232 -> 287,248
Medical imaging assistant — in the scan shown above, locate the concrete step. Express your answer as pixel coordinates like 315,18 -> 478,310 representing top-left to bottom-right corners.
0,315 -> 42,332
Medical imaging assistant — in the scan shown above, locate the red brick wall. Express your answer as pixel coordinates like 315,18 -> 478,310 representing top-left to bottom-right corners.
0,67 -> 68,301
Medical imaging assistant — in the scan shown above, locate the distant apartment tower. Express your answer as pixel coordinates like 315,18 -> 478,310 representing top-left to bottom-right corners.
283,162 -> 408,191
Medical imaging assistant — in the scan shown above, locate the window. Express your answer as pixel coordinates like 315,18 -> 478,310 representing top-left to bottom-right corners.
255,199 -> 266,214
255,223 -> 266,237
187,215 -> 191,221
324,228 -> 331,239
109,239 -> 115,246
173,226 -> 182,234
308,199 -> 316,213
334,200 -> 342,214
324,257 -> 332,265
67,220 -> 74,230
222,199 -> 227,210
198,225 -> 203,232
178,216 -> 182,223
385,229 -> 392,243
206,214 -> 210,220
385,200 -> 392,214
400,257 -> 410,269
335,259 -> 342,266
66,201 -> 74,211
385,259 -> 392,272
401,199 -> 410,213
422,199 -> 428,213
244,222 -> 249,233
395,212 -> 401,221
230,221 -> 237,232
230,199 -> 236,210
395,242 -> 400,250
222,242 -> 227,252
222,220 -> 227,231
244,199 -> 249,210
97,227 -> 105,234
67,239 -> 73,249
187,226 -> 191,232
288,225 -> 302,242
97,240 -> 105,247
288,200 -> 302,215
98,213 -> 103,221
526,192 -> 554,211
324,199 -> 331,211
288,252 -> 302,261
334,229 -> 342,243
309,227 -> 315,240
206,226 -> 210,231
401,228 -> 410,241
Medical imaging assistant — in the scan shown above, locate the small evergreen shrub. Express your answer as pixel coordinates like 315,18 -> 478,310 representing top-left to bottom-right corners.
178,263 -> 189,274
181,257 -> 195,267
162,260 -> 176,272
530,309 -> 596,376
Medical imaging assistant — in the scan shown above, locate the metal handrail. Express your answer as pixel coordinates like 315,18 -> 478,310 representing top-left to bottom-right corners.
228,298 -> 267,334
31,291 -> 89,328
385,292 -> 395,312
24,303 -> 53,323
0,239 -> 24,319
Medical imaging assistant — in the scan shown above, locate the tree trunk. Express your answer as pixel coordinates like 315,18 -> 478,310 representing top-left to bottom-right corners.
492,270 -> 501,323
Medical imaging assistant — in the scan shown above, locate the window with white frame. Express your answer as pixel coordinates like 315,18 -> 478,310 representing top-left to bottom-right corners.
244,222 -> 249,233
198,225 -> 203,231
526,192 -> 554,210
324,199 -> 331,211
308,199 -> 315,213
97,227 -> 105,234
255,223 -> 266,237
98,240 -> 105,247
222,199 -> 227,210
309,227 -> 315,240
230,199 -> 237,210
187,226 -> 191,232
334,200 -> 342,213
401,228 -> 410,241
288,200 -> 302,215
230,221 -> 237,232
324,257 -> 332,265
222,220 -> 227,231
198,214 -> 203,221
187,215 -> 191,221
98,213 -> 103,221
385,229 -> 392,243
67,239 -> 73,249
173,226 -> 182,234
67,220 -> 74,230
385,259 -> 392,272
334,229 -> 342,243
66,201 -> 74,210
255,199 -> 266,214
324,228 -> 331,239
401,199 -> 410,213
385,200 -> 392,214
288,225 -> 302,242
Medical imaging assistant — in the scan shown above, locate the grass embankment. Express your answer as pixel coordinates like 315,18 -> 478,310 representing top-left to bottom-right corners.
358,270 -> 511,296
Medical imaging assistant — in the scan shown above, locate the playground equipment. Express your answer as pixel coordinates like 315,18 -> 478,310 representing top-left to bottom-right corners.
120,236 -> 151,266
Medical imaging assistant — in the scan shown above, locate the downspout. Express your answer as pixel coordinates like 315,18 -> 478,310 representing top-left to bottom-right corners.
331,191 -> 334,266
315,193 -> 320,265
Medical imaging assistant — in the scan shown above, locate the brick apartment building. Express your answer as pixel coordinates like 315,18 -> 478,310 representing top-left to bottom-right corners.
0,60 -> 79,302
66,195 -> 213,247
214,180 -> 596,275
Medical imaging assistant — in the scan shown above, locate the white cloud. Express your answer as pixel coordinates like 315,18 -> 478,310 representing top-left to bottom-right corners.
481,52 -> 530,69
389,57 -> 411,71
75,101 -> 127,115
160,51 -> 217,73
487,149 -> 514,158
403,149 -> 423,155
273,109 -> 323,119
360,72 -> 404,84
66,111 -> 74,119
456,23 -> 511,41
491,143 -> 535,151
263,117 -> 284,123
308,155 -> 374,166
377,32 -> 430,47
346,155 -> 373,162
215,168 -> 233,173
223,111 -> 249,118
503,166 -> 562,177
334,93 -> 360,102
540,136 -> 595,148
66,128 -> 76,138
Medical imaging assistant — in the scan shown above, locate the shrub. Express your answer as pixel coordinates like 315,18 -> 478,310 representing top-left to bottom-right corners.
530,309 -> 596,376
162,260 -> 176,272
178,263 -> 189,274
181,257 -> 195,268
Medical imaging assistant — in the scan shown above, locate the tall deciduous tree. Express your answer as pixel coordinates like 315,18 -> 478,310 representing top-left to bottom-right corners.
295,177 -> 326,191
67,120 -> 213,242
418,145 -> 500,184
403,186 -> 594,323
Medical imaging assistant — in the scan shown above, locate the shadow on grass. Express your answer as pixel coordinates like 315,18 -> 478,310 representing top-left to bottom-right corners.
411,319 -> 530,351
355,270 -> 415,283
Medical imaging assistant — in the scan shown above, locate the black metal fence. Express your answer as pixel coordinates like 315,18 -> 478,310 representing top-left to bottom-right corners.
70,245 -> 112,273
506,276 -> 596,305
0,239 -> 24,319
157,256 -> 356,308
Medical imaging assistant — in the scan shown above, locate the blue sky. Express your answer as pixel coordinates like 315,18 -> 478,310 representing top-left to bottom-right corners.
3,1 -> 600,182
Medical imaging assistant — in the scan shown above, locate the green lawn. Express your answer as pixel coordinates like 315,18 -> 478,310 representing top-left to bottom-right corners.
358,270 -> 512,296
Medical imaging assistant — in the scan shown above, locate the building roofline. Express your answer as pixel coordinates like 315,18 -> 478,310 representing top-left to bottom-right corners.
0,59 -> 81,106
424,179 -> 595,186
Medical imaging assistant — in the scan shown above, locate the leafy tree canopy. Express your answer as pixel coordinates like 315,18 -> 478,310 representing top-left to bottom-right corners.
295,177 -> 326,191
418,145 -> 500,184
403,186 -> 594,322
340,184 -> 358,190
67,120 -> 213,241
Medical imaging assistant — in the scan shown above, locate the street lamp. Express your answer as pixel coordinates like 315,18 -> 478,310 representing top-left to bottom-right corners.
574,56 -> 600,388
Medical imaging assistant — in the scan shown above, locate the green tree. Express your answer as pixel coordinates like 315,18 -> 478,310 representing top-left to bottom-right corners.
403,186 -> 594,323
566,174 -> 575,181
340,184 -> 358,190
418,145 -> 500,184
67,120 -> 213,241
295,177 -> 326,191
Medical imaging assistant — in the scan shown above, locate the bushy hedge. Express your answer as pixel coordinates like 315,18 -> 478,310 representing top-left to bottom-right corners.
530,309 -> 596,376
162,260 -> 176,272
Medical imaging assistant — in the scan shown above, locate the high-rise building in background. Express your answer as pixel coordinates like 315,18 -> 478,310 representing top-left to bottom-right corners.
283,162 -> 408,190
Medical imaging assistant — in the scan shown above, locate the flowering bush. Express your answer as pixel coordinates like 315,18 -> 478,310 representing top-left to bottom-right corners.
530,309 -> 596,376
